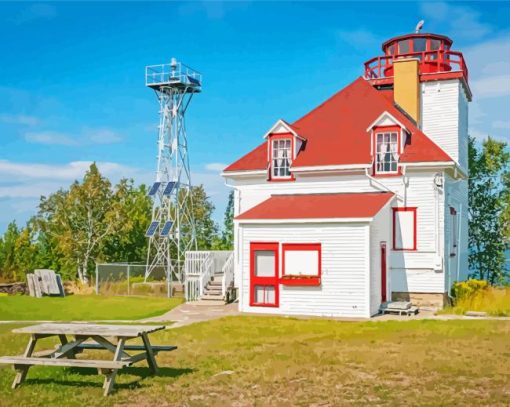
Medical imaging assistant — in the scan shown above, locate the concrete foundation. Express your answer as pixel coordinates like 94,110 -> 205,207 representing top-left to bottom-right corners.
392,291 -> 450,308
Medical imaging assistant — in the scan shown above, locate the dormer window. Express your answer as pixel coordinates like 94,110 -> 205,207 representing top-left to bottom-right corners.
263,119 -> 304,181
272,138 -> 292,178
375,130 -> 399,174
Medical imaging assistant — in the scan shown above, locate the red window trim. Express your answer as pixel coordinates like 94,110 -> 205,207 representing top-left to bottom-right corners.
392,207 -> 417,251
268,133 -> 296,182
372,125 -> 402,176
249,242 -> 279,307
281,243 -> 321,286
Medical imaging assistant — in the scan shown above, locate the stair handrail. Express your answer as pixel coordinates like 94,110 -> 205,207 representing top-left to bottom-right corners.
198,252 -> 214,298
221,252 -> 235,299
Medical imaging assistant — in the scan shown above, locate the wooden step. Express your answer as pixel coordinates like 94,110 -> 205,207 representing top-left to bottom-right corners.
200,294 -> 225,301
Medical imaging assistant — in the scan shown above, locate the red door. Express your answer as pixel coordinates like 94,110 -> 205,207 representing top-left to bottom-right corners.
381,242 -> 387,303
250,242 -> 279,307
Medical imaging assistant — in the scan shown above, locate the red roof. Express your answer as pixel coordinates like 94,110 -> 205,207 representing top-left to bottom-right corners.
224,77 -> 452,172
235,192 -> 394,221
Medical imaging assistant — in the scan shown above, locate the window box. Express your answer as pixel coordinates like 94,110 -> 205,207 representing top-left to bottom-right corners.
280,275 -> 321,286
281,243 -> 321,286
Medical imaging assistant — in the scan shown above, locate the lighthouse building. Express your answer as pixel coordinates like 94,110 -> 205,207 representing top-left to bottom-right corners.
222,31 -> 470,317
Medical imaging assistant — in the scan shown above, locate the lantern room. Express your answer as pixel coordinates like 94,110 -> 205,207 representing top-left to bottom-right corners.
364,32 -> 470,96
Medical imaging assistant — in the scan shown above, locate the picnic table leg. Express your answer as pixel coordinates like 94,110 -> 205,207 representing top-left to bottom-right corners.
12,335 -> 38,389
141,332 -> 159,375
58,335 -> 76,359
102,338 -> 125,396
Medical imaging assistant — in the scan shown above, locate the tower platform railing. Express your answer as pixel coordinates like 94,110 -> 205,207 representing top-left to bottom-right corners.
364,49 -> 468,83
145,61 -> 202,91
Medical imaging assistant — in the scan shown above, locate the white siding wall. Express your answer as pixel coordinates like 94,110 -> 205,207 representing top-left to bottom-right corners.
369,204 -> 392,315
421,79 -> 469,173
231,171 -> 446,293
238,223 -> 371,318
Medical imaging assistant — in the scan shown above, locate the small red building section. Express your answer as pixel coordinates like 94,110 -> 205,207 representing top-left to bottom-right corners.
235,192 -> 395,221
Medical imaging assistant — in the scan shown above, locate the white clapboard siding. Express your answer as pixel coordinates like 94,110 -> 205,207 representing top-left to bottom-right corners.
235,171 -> 441,274
422,79 -> 467,168
238,223 -> 370,318
390,268 -> 445,293
369,204 -> 391,315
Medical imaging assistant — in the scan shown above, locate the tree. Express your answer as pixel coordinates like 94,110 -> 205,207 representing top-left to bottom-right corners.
38,163 -> 128,284
190,185 -> 218,250
0,221 -> 20,281
468,136 -> 510,284
101,181 -> 152,263
218,190 -> 234,250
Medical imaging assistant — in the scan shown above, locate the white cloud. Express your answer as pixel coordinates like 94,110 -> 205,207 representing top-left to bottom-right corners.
471,75 -> 510,100
336,28 -> 380,49
84,128 -> 123,144
0,160 -> 138,182
0,113 -> 39,126
15,3 -> 57,24
420,2 -> 492,40
204,162 -> 227,172
24,131 -> 78,146
493,120 -> 510,130
24,127 -> 123,146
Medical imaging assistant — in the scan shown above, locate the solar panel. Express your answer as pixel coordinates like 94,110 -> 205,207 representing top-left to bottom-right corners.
145,221 -> 159,237
163,181 -> 176,196
187,76 -> 200,86
160,221 -> 173,237
148,182 -> 161,196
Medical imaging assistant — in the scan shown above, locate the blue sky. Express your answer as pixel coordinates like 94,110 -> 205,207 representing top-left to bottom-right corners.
1,1 -> 509,232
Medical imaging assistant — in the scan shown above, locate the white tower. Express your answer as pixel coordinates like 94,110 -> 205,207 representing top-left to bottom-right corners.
144,58 -> 201,286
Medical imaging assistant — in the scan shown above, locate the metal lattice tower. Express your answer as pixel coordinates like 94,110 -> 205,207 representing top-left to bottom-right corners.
144,58 -> 201,285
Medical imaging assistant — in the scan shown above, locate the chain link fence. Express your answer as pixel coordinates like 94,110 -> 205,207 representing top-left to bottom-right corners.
95,262 -> 183,298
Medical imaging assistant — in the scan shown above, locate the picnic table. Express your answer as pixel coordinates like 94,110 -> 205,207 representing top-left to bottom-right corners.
0,323 -> 176,396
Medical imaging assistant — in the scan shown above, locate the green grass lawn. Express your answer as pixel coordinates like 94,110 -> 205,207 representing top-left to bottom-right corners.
0,317 -> 509,406
0,295 -> 183,321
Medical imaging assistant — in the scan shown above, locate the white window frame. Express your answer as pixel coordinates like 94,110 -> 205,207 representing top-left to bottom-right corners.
271,138 -> 292,179
375,130 -> 399,174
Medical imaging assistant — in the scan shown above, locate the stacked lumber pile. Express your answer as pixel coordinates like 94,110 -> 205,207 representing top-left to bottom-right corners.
0,282 -> 27,295
26,269 -> 65,298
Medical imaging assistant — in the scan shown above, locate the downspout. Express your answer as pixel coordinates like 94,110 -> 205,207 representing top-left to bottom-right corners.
364,168 -> 405,202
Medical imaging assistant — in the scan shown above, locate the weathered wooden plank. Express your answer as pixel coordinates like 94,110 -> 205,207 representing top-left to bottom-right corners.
53,337 -> 87,359
0,356 -> 131,369
103,338 -> 126,396
13,323 -> 165,337
91,336 -> 130,358
141,332 -> 159,375
26,274 -> 36,298
55,274 -> 65,297
78,343 -> 177,352
11,335 -> 37,389
34,270 -> 48,295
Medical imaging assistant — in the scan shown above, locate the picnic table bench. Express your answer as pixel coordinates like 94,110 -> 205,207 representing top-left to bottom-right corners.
0,323 -> 177,396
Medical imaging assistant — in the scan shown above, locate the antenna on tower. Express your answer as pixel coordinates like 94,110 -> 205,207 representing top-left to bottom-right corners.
415,20 -> 425,33
144,58 -> 201,292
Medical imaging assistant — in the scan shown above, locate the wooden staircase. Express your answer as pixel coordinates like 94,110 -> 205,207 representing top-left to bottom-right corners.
198,273 -> 225,305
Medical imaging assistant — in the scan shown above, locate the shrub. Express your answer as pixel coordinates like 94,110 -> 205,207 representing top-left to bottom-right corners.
451,279 -> 488,301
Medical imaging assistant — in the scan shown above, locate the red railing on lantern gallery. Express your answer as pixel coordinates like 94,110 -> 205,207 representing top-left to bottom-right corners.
364,50 -> 469,83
